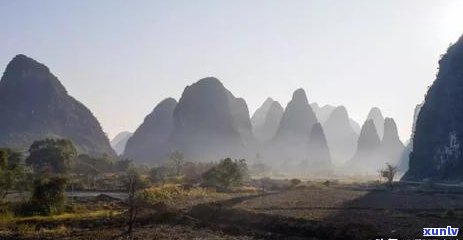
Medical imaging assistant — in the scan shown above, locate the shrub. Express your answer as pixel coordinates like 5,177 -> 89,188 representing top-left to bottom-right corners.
379,163 -> 398,190
202,158 -> 247,190
290,178 -> 301,187
19,176 -> 67,216
26,139 -> 77,174
140,184 -> 213,204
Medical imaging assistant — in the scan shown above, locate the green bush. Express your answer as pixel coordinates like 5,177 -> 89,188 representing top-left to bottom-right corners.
202,158 -> 247,190
19,176 -> 67,216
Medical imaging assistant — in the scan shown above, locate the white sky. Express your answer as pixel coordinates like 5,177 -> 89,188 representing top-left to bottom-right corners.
1,0 -> 463,141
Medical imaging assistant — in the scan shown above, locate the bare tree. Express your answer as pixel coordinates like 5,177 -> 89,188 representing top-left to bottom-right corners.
379,163 -> 397,190
169,151 -> 185,177
126,169 -> 146,235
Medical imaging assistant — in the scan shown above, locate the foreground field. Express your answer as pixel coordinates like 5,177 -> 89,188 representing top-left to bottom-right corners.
2,181 -> 463,239
235,182 -> 463,238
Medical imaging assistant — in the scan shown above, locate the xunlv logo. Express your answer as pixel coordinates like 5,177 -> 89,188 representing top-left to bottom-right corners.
423,226 -> 459,236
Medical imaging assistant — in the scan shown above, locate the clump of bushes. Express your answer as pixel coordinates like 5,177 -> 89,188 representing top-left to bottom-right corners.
202,158 -> 248,191
140,184 -> 214,204
19,176 -> 67,216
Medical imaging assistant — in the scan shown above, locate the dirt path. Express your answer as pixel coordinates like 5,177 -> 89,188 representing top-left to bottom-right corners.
183,192 -> 377,240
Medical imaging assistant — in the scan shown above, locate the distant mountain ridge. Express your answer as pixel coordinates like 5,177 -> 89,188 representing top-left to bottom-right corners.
0,54 -> 114,156
323,106 -> 358,165
110,131 -> 133,155
124,98 -> 177,163
169,77 -> 248,161
252,98 -> 283,143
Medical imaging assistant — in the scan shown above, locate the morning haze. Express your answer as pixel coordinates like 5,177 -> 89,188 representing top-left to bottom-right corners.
4,1 -> 463,239
1,0 -> 462,141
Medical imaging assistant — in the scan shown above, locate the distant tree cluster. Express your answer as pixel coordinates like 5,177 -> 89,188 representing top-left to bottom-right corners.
26,138 -> 77,174
202,158 -> 249,190
20,175 -> 67,216
0,148 -> 27,202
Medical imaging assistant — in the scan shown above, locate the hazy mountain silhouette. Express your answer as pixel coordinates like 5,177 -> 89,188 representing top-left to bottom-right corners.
305,122 -> 332,173
380,117 -> 404,165
404,36 -> 463,181
366,107 -> 385,139
251,98 -> 274,138
398,103 -> 422,173
274,89 -> 318,142
311,103 -> 336,123
252,99 -> 283,142
169,77 -> 246,162
0,54 -> 114,156
346,119 -> 382,173
110,131 -> 133,155
123,98 -> 177,163
311,102 -> 361,136
228,93 -> 255,148
349,119 -> 361,135
323,106 -> 358,165
270,89 -> 318,167
260,101 -> 284,143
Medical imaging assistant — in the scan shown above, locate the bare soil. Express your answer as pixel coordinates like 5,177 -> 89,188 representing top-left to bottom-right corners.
4,182 -> 463,239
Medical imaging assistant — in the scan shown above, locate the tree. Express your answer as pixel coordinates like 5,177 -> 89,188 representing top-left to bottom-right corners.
22,175 -> 67,216
169,151 -> 185,177
149,166 -> 170,184
125,169 -> 147,234
0,149 -> 26,201
113,158 -> 133,172
379,163 -> 397,190
26,139 -> 77,174
202,158 -> 247,190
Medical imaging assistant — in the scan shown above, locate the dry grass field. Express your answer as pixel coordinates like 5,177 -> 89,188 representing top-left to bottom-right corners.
2,181 -> 463,239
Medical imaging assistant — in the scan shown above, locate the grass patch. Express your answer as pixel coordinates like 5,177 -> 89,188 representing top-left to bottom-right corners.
19,209 -> 120,222
141,184 -> 218,204
0,209 -> 121,224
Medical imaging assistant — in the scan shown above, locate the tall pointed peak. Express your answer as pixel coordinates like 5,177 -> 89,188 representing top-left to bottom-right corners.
367,107 -> 383,120
263,97 -> 274,105
357,119 -> 381,151
361,120 -> 379,137
149,97 -> 177,113
0,54 -> 66,98
383,117 -> 398,137
366,107 -> 385,138
0,55 -> 114,156
382,117 -> 404,147
2,54 -> 50,81
291,88 -> 309,105
190,77 -> 224,90
270,100 -> 283,110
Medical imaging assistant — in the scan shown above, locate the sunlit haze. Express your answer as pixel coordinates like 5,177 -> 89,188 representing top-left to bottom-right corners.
1,0 -> 462,141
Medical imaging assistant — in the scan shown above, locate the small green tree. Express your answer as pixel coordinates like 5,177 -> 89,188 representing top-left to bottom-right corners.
23,176 -> 67,216
26,138 -> 77,174
202,158 -> 247,190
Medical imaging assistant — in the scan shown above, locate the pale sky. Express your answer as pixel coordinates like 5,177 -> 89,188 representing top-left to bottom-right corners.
1,0 -> 463,141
